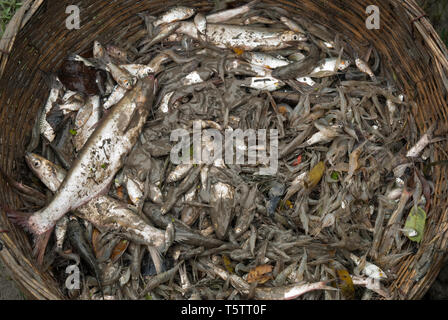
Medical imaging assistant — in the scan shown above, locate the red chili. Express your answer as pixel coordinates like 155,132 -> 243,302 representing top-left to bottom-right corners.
292,155 -> 302,166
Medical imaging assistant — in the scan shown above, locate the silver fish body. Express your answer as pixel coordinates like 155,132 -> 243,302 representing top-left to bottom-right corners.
73,95 -> 101,152
26,77 -> 156,235
25,153 -> 167,250
177,22 -> 305,51
153,6 -> 196,27
40,76 -> 63,142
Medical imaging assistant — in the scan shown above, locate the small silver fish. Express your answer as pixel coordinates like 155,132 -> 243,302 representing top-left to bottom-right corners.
153,6 -> 196,27
308,57 -> 351,78
240,76 -> 285,91
206,0 -> 258,23
355,58 -> 376,81
73,95 -> 101,152
40,76 -> 63,142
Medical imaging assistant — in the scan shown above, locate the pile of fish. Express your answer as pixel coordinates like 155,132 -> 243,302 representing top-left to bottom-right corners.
6,1 -> 442,300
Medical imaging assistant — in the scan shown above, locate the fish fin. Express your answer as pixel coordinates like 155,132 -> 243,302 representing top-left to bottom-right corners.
4,206 -> 34,233
33,228 -> 53,266
173,230 -> 189,243
147,245 -> 163,275
4,206 -> 53,266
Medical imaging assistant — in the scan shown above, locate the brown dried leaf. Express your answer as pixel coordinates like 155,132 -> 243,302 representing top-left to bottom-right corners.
111,239 -> 129,263
91,228 -> 101,259
247,264 -> 273,284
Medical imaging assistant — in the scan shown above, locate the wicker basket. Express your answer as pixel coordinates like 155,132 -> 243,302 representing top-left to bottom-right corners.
0,0 -> 447,300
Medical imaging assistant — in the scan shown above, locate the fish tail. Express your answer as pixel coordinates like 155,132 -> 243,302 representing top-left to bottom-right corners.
3,205 -> 34,233
148,245 -> 163,275
33,228 -> 54,266
4,206 -> 52,266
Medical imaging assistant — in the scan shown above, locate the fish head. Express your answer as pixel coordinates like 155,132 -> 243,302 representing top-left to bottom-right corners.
119,76 -> 137,90
180,6 -> 196,18
93,41 -> 105,59
25,152 -> 61,185
280,30 -> 307,43
194,13 -> 207,34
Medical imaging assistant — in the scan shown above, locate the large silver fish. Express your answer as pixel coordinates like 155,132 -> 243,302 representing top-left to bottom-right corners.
11,76 -> 156,237
177,21 -> 305,51
25,153 -> 169,252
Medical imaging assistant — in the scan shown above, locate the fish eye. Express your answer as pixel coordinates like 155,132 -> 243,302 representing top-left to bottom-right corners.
293,35 -> 298,40
34,160 -> 40,168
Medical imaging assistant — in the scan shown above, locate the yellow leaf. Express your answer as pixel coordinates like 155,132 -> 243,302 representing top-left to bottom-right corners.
335,269 -> 355,300
233,48 -> 244,56
222,254 -> 234,274
404,206 -> 426,243
305,161 -> 325,189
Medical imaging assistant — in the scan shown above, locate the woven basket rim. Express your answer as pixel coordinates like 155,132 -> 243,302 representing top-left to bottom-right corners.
1,0 -> 448,300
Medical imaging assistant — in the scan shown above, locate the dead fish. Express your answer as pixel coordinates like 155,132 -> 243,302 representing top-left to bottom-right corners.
272,44 -> 320,79
242,51 -> 291,69
153,6 -> 196,27
106,44 -> 131,63
254,281 -> 336,300
139,263 -> 182,298
308,57 -> 351,78
280,16 -> 307,34
209,182 -> 235,239
24,153 -> 169,251
167,164 -> 193,183
141,22 -> 182,51
54,216 -> 81,265
40,75 -> 63,142
73,95 -> 102,152
243,16 -> 276,25
177,22 -> 306,51
234,184 -> 258,237
67,216 -> 103,296
267,182 -> 285,216
355,58 -> 376,81
9,77 -> 156,243
240,76 -> 285,91
206,0 -> 259,23
103,85 -> 127,110
194,13 -> 207,37
406,123 -> 437,158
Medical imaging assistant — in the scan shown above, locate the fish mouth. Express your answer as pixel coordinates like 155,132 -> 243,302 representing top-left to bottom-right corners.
24,152 -> 37,168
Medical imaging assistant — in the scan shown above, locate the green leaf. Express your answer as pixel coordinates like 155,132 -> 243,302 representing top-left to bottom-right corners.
69,129 -> 78,136
404,206 -> 426,243
331,171 -> 340,180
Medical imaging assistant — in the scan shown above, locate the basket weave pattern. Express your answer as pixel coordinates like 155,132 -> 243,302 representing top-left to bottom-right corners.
0,0 -> 447,300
